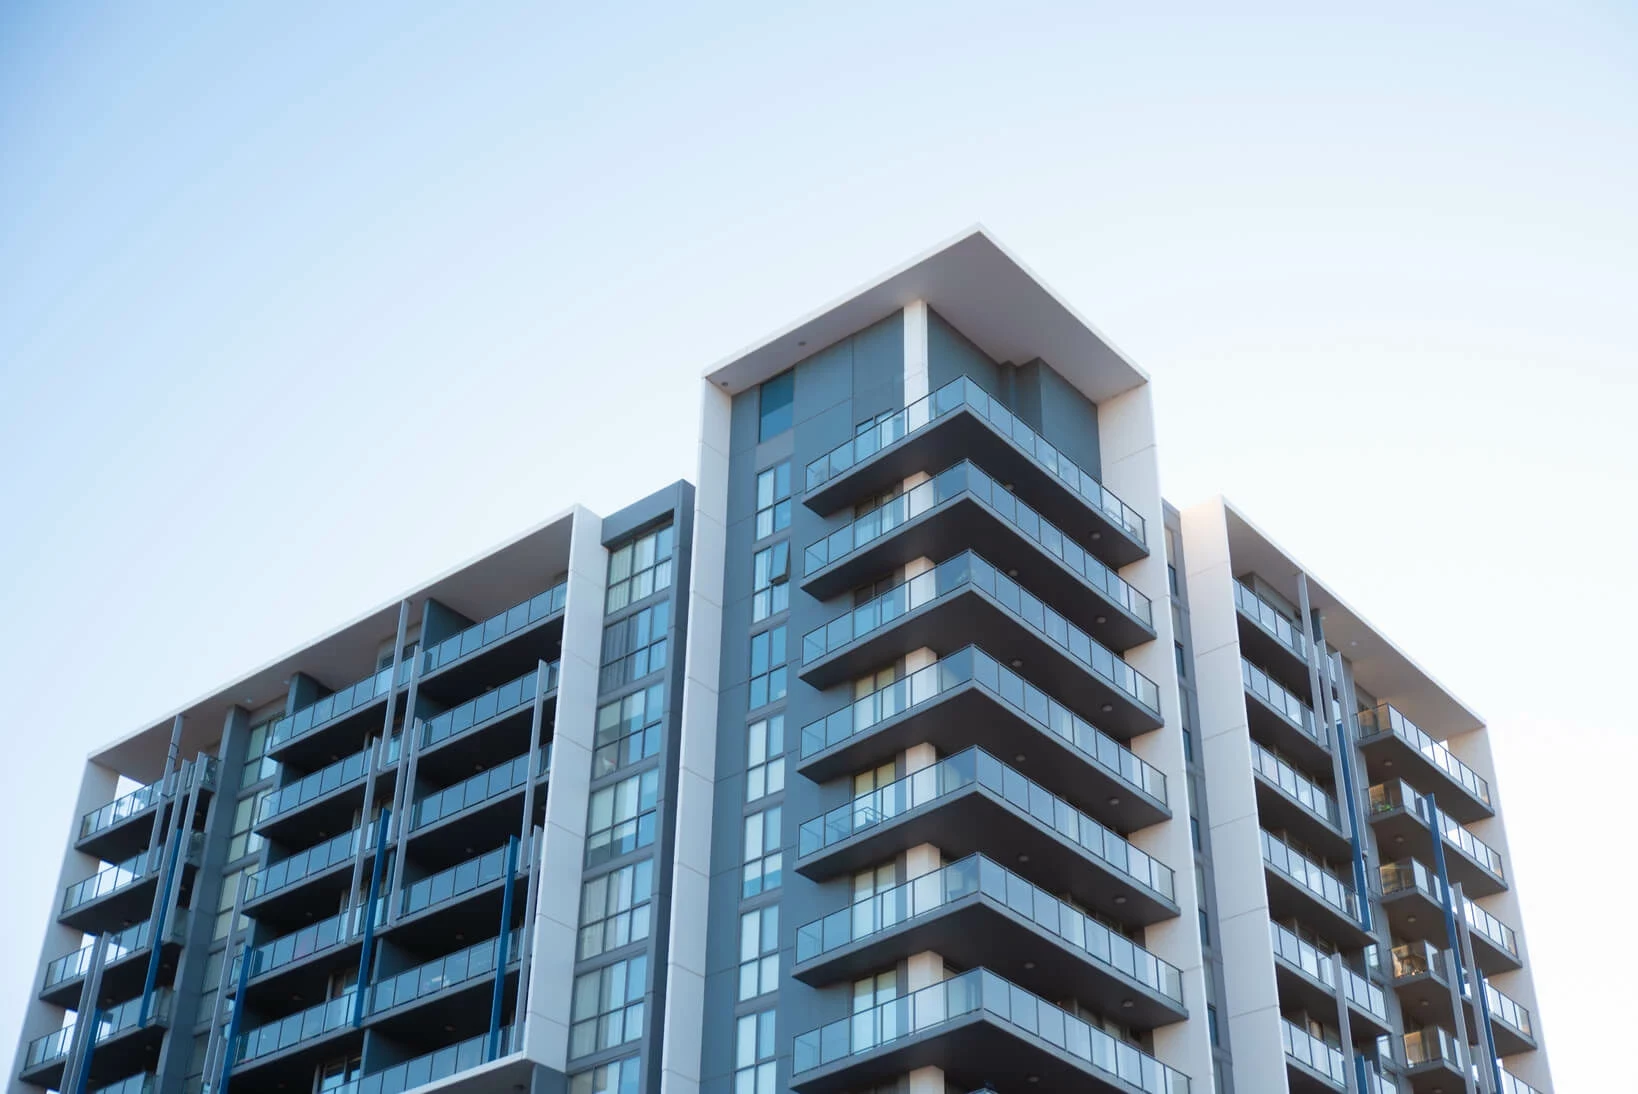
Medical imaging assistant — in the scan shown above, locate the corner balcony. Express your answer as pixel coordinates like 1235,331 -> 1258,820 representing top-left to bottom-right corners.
1282,1018 -> 1348,1093
39,918 -> 186,1009
801,461 -> 1155,650
797,645 -> 1168,833
1386,943 -> 1537,1059
802,376 -> 1149,567
793,855 -> 1187,1030
1356,704 -> 1493,823
1234,581 -> 1310,685
1366,781 -> 1507,897
1377,859 -> 1448,947
1260,831 -> 1371,947
1251,741 -> 1350,861
1269,922 -> 1391,1042
77,758 -> 219,862
797,748 -> 1179,927
800,552 -> 1164,738
1497,1067 -> 1544,1094
790,968 -> 1190,1094
19,990 -> 173,1090
1242,660 -> 1330,776
413,582 -> 566,706
1400,1027 -> 1465,1094
1462,899 -> 1523,975
59,835 -> 202,933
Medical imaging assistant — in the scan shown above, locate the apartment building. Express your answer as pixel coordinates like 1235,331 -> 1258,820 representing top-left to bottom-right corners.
10,229 -> 1552,1094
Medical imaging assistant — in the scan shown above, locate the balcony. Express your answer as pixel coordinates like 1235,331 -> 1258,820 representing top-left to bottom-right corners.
1377,859 -> 1448,947
790,968 -> 1189,1094
407,749 -> 546,867
1356,704 -> 1493,823
802,376 -> 1149,566
1250,741 -> 1350,861
1269,922 -> 1391,1041
1365,781 -> 1507,897
797,646 -> 1168,832
1497,1068 -> 1544,1094
416,663 -> 558,777
415,582 -> 567,704
797,748 -> 1178,926
245,824 -> 378,924
1242,660 -> 1330,775
40,918 -> 186,1009
240,904 -> 369,999
800,552 -> 1163,738
327,1026 -> 518,1094
266,664 -> 401,765
801,461 -> 1154,650
256,740 -> 400,845
1260,831 -> 1370,947
60,835 -> 202,932
1282,1018 -> 1347,1092
90,1075 -> 153,1094
1462,898 -> 1522,975
1234,581 -> 1310,683
1401,1027 -> 1465,1094
1483,980 -> 1537,1056
1386,943 -> 1536,1058
793,855 -> 1187,1029
19,990 -> 172,1089
77,758 -> 219,862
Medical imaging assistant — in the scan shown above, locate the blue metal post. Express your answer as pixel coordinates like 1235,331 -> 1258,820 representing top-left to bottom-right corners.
1473,969 -> 1505,1094
1354,1054 -> 1371,1093
217,938 -> 254,1094
353,810 -> 391,1027
1424,793 -> 1467,995
1331,701 -> 1372,933
487,836 -> 519,1060
138,836 -> 182,1025
69,1008 -> 100,1094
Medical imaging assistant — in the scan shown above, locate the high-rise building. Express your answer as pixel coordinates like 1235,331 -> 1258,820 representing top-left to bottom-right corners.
9,230 -> 1552,1094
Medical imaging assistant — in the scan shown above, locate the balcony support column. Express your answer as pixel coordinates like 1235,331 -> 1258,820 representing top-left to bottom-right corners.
906,1066 -> 944,1094
1453,882 -> 1503,1094
144,715 -> 185,858
385,646 -> 427,925
488,835 -> 520,1059
518,661 -> 550,847
1303,590 -> 1372,934
352,807 -> 391,1026
1327,953 -> 1359,1094
215,917 -> 255,1094
200,872 -> 248,1094
1427,795 -> 1480,1094
346,736 -> 383,929
61,932 -> 110,1094
903,300 -> 929,406
514,825 -> 544,1033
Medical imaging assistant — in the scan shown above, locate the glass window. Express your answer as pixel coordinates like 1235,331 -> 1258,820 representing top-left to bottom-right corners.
745,716 -> 785,803
600,601 -> 671,691
742,806 -> 783,898
569,1057 -> 641,1094
755,463 -> 792,539
243,720 -> 278,785
578,860 -> 655,961
748,626 -> 787,710
738,906 -> 779,1000
751,543 -> 790,623
585,770 -> 660,867
734,1009 -> 777,1094
606,525 -> 676,614
316,1055 -> 362,1092
227,790 -> 268,863
570,955 -> 647,1059
758,372 -> 794,440
593,683 -> 666,778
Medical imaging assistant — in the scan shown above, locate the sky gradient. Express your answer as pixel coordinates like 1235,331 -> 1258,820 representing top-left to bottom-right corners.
2,2 -> 1634,1087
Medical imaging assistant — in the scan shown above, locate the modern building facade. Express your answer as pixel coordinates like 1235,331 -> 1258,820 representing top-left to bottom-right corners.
10,230 -> 1552,1094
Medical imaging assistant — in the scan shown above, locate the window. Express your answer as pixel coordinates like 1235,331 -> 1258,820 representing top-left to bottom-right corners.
316,1055 -> 362,1092
579,860 -> 655,960
585,770 -> 660,867
738,906 -> 779,1000
570,955 -> 647,1058
227,791 -> 268,863
1199,908 -> 1211,946
593,683 -> 666,778
745,716 -> 785,803
751,543 -> 789,622
600,602 -> 670,691
214,868 -> 250,940
742,806 -> 783,897
852,762 -> 896,827
758,371 -> 794,440
243,720 -> 278,785
569,1057 -> 641,1094
1208,1004 -> 1220,1046
734,1010 -> 777,1094
1175,642 -> 1188,678
755,463 -> 792,539
749,627 -> 787,710
606,525 -> 676,613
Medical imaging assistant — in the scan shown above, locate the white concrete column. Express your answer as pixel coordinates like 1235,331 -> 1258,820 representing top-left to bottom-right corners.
658,382 -> 732,1094
524,506 -> 606,1068
907,1066 -> 945,1094
903,301 -> 930,406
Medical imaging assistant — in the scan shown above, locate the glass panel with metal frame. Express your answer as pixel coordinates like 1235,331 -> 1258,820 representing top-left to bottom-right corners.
420,583 -> 567,677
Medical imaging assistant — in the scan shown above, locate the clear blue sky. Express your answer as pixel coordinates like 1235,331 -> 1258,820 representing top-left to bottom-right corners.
2,1 -> 1632,1087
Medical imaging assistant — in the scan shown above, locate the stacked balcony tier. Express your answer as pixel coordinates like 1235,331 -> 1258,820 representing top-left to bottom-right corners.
1366,780 -> 1507,897
1268,922 -> 1391,1043
39,918 -> 187,1009
19,991 -> 173,1090
1356,704 -> 1493,823
1385,942 -> 1536,1057
76,758 -> 219,863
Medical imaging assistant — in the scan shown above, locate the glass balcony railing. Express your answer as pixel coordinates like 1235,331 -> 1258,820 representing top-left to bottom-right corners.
1388,940 -> 1448,981
798,646 -> 1166,805
79,758 -> 221,842
796,854 -> 1184,1005
802,552 -> 1161,718
1497,1069 -> 1543,1094
409,750 -> 543,832
803,461 -> 1153,627
1268,922 -> 1385,1021
268,667 -> 397,752
804,377 -> 1147,545
258,741 -> 401,826
1242,660 -> 1326,749
401,844 -> 519,918
420,583 -> 567,677
248,824 -> 377,901
24,991 -> 173,1069
792,968 -> 1188,1093
62,840 -> 185,914
419,663 -> 557,752
329,1027 -> 516,1094
43,918 -> 181,990
1402,1027 -> 1461,1069
1261,831 -> 1359,921
1356,704 -> 1491,808
1367,782 -> 1505,880
1282,1018 -> 1345,1085
1486,982 -> 1533,1036
1252,742 -> 1341,827
91,1075 -> 154,1094
369,929 -> 519,1014
1361,1069 -> 1399,1094
235,992 -> 355,1063
241,904 -> 380,981
798,747 -> 1175,903
1233,581 -> 1308,660
1463,898 -> 1519,958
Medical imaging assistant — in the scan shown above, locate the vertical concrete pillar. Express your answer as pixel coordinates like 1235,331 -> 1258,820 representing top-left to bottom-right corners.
903,301 -> 930,407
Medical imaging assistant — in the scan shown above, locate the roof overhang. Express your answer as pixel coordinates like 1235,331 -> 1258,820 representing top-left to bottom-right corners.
704,225 -> 1150,405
